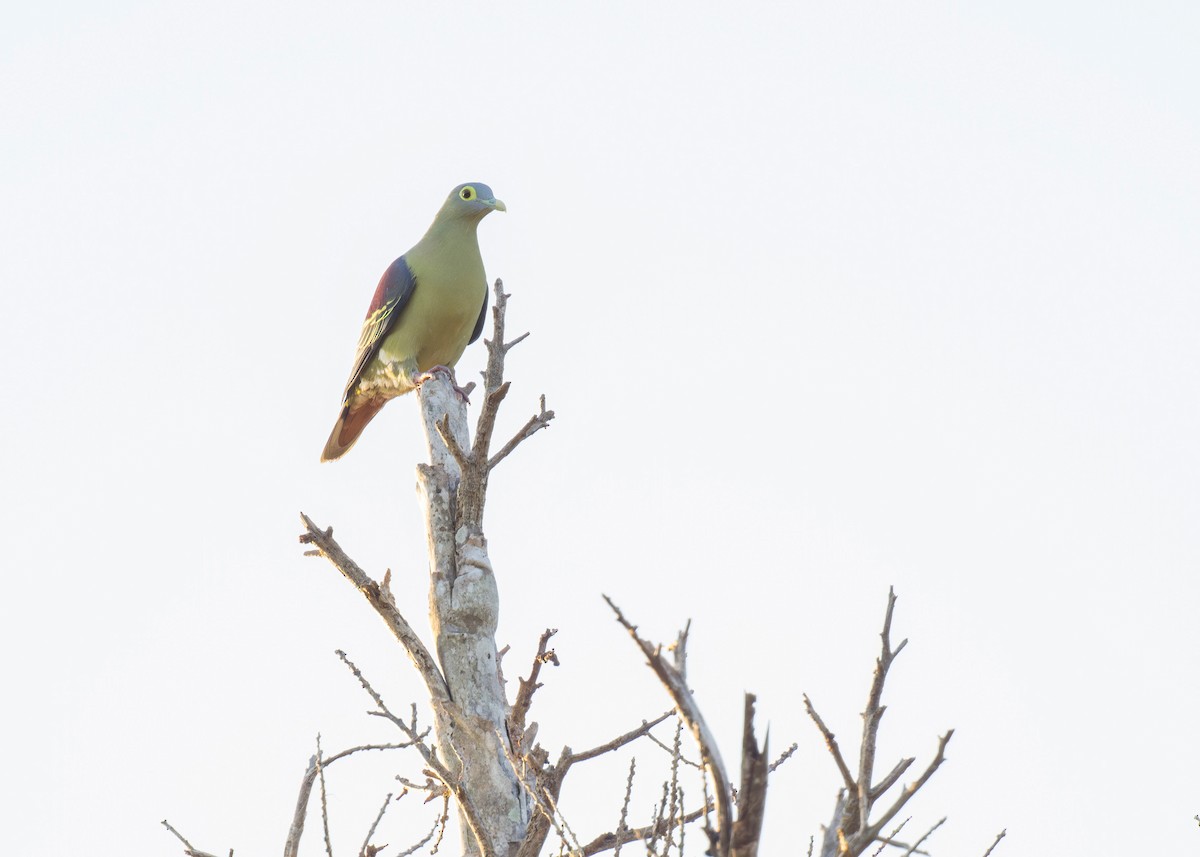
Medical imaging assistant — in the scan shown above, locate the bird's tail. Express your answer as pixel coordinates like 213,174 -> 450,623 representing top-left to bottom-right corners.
320,399 -> 385,462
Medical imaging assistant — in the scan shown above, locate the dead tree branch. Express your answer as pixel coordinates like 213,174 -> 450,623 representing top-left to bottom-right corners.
980,829 -> 1007,857
315,735 -> 334,857
298,516 -> 449,705
645,730 -> 703,770
768,743 -> 799,774
855,587 -> 908,836
870,818 -> 910,857
359,791 -> 393,857
581,802 -> 713,856
567,711 -> 676,766
512,709 -> 678,857
803,693 -> 856,793
900,816 -> 945,856
604,596 -> 735,854
508,628 -> 560,755
603,598 -> 779,857
488,394 -> 555,471
730,695 -> 769,857
809,588 -> 953,857
392,796 -> 450,857
281,734 -> 420,857
332,650 -> 499,857
161,820 -> 223,857
432,279 -> 555,529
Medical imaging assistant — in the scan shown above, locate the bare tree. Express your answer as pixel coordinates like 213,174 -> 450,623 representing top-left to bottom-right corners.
164,283 -> 995,857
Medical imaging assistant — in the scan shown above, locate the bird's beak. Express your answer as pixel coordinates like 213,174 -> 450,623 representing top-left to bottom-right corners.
488,198 -> 507,212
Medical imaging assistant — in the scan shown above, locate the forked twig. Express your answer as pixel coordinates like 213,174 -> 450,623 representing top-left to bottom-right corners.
807,589 -> 954,857
508,628 -> 560,752
489,394 -> 555,471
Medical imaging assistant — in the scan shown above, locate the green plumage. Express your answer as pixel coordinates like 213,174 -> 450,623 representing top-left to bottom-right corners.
321,183 -> 505,461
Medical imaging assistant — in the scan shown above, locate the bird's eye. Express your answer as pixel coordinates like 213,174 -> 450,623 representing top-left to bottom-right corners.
460,187 -> 474,200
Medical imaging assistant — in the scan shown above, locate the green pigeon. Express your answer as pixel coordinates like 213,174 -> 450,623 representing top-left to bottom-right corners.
321,182 -> 506,461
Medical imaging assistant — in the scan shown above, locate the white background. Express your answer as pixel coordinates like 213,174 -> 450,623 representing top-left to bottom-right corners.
2,2 -> 1198,854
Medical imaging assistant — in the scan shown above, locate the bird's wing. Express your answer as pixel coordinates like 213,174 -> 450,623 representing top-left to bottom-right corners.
341,256 -> 417,402
468,284 -> 489,345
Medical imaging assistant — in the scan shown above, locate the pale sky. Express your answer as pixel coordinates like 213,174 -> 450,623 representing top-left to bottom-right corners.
2,2 -> 1198,855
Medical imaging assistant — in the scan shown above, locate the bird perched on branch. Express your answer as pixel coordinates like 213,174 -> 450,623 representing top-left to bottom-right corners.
321,182 -> 506,461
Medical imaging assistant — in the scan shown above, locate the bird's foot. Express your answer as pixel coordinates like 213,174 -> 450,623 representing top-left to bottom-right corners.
416,365 -> 473,403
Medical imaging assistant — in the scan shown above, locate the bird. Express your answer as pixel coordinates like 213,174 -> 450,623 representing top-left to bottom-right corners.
321,182 -> 506,462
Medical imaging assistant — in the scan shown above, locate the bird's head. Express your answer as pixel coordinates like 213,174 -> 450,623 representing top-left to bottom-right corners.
442,182 -> 506,221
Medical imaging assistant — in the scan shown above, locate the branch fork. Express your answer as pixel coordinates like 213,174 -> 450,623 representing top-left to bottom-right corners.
807,588 -> 955,857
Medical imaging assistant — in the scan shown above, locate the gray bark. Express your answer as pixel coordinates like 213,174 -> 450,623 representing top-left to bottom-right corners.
415,372 -> 528,857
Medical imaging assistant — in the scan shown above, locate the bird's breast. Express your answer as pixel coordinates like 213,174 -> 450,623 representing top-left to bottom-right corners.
380,240 -> 486,372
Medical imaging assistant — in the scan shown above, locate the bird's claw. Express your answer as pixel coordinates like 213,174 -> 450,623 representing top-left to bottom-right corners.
416,365 -> 472,403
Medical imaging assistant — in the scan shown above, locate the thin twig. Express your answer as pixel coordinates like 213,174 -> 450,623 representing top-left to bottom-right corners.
429,796 -> 451,855
482,281 -> 512,393
567,711 -> 676,765
870,757 -> 915,801
580,802 -> 714,856
612,758 -> 637,857
768,743 -> 799,773
666,720 -> 684,852
870,817 -> 909,857
359,792 -> 393,857
397,777 -> 450,806
336,651 -> 434,748
488,394 -> 555,471
670,622 -> 690,683
648,780 -> 669,856
857,587 -> 908,836
394,801 -> 447,857
161,820 -> 223,857
161,821 -> 197,852
866,731 -> 954,839
804,693 -> 856,792
980,829 -> 1007,857
645,731 -> 704,770
316,735 -> 333,857
901,817 -> 945,856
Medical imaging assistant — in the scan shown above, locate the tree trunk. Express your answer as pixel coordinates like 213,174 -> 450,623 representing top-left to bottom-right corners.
415,373 -> 528,857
